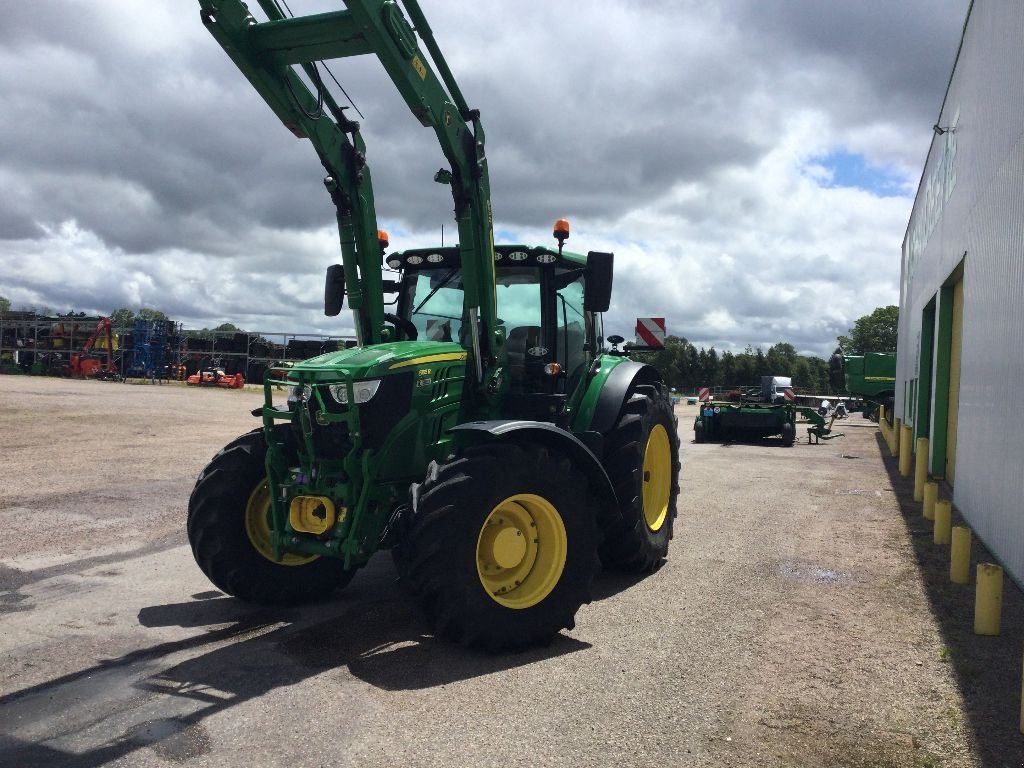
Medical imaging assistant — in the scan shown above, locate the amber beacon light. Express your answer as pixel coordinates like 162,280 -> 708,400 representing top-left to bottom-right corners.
553,218 -> 570,254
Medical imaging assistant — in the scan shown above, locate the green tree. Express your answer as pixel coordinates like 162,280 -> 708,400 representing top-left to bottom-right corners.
766,342 -> 798,375
730,349 -> 756,386
838,305 -> 899,354
0,295 -> 10,314
719,350 -> 735,387
754,347 -> 767,377
704,347 -> 720,386
214,322 -> 240,333
138,308 -> 169,323
632,335 -> 700,392
110,307 -> 135,328
791,356 -> 812,390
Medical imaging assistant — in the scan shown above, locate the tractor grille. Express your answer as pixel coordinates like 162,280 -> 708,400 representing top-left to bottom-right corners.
295,372 -> 414,456
304,420 -> 353,458
358,372 -> 413,449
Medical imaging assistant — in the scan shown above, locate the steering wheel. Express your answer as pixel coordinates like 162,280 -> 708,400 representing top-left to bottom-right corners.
384,313 -> 418,341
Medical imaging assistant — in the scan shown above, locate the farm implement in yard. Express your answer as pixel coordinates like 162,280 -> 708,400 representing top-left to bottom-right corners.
693,399 -> 843,446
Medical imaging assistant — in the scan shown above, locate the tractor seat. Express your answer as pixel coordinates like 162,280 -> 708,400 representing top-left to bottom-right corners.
506,326 -> 541,388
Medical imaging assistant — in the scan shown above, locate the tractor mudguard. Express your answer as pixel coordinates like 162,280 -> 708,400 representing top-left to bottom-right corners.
449,421 -> 620,524
586,361 -> 664,435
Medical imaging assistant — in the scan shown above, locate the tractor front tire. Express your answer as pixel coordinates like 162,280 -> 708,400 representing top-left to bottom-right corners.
601,384 -> 681,572
187,427 -> 355,604
397,442 -> 600,651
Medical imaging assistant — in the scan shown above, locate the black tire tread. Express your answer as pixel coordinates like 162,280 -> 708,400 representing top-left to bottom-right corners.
600,383 -> 681,572
187,427 -> 354,605
396,441 -> 600,651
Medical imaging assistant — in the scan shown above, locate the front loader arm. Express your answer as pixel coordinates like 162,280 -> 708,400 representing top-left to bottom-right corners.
199,0 -> 385,346
198,0 -> 501,400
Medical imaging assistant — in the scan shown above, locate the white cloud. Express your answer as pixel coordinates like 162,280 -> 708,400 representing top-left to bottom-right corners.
0,0 -> 967,359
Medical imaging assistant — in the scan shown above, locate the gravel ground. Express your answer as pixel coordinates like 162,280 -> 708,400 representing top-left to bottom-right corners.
1,375 -> 1023,767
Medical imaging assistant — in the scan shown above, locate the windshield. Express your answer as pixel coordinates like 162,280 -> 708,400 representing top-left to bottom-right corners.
402,267 -> 544,343
405,268 -> 463,341
401,265 -> 592,397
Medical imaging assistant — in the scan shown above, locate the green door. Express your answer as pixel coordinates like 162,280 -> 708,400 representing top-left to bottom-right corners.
945,278 -> 964,484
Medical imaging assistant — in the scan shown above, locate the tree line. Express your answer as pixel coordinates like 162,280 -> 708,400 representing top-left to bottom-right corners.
109,308 -> 242,340
2,295 -> 898,395
632,339 -> 836,395
631,305 -> 898,396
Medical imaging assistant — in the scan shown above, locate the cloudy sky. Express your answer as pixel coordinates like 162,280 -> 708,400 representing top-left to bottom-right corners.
0,1 -> 968,358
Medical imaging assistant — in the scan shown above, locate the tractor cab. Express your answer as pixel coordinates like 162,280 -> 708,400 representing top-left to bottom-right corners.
384,237 -> 613,423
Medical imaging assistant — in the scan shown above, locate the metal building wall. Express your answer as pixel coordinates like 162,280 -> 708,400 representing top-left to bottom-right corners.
899,0 -> 1024,582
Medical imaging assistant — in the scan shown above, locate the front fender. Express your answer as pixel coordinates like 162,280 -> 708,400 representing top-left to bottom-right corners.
450,420 -> 620,525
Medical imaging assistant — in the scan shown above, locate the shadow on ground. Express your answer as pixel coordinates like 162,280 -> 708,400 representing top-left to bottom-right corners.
0,556 -> 593,768
878,433 -> 1024,767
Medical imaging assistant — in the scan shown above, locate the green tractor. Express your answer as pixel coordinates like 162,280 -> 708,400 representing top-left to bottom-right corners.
188,0 -> 680,650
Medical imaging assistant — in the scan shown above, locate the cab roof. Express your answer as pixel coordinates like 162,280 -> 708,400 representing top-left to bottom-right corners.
386,244 -> 587,271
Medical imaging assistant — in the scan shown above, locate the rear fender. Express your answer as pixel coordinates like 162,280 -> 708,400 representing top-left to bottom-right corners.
450,420 -> 620,524
584,360 -> 665,435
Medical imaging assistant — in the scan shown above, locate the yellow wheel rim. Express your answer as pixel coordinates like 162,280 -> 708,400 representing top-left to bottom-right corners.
642,424 -> 672,532
476,494 -> 567,609
244,481 -> 317,566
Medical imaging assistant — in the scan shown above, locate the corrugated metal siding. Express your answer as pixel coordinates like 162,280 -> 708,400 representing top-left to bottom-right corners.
899,0 -> 1024,582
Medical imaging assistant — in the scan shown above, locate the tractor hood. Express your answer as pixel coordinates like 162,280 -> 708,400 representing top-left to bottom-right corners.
286,341 -> 467,383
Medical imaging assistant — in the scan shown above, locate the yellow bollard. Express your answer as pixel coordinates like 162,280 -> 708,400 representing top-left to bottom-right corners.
914,437 -> 929,501
923,481 -> 938,520
974,563 -> 1003,636
933,499 -> 951,543
893,418 -> 902,457
898,425 -> 913,477
950,526 -> 972,584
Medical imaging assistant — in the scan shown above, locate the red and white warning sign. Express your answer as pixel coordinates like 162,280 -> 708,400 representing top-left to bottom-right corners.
698,387 -> 711,402
783,387 -> 796,402
635,317 -> 666,348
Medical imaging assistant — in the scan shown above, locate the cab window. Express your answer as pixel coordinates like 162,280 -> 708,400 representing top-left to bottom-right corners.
405,269 -> 463,342
496,269 -> 543,391
555,271 -> 588,393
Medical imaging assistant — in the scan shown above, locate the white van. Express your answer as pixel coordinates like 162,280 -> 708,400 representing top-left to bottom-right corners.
760,376 -> 792,404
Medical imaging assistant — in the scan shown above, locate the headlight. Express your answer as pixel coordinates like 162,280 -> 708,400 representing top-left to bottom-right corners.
328,379 -> 382,405
288,384 -> 312,405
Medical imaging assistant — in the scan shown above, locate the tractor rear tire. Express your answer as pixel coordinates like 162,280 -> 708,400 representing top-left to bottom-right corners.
187,427 -> 355,604
396,441 -> 600,651
600,384 -> 681,572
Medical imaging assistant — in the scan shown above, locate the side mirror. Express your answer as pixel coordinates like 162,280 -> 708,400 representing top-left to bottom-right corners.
325,264 -> 345,316
584,251 -> 613,312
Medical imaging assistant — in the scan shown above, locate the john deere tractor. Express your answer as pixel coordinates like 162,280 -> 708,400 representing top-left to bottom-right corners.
188,0 -> 680,650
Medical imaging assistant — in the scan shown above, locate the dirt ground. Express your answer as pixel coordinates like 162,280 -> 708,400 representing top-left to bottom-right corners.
1,375 -> 1024,767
